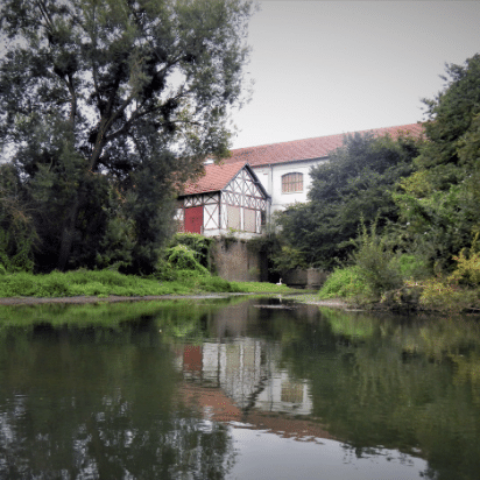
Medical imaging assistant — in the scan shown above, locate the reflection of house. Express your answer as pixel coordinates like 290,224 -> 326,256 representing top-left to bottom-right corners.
179,382 -> 332,442
176,162 -> 269,238
255,371 -> 312,416
174,338 -> 312,416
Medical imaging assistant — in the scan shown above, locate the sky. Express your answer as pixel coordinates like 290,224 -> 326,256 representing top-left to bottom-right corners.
228,0 -> 480,149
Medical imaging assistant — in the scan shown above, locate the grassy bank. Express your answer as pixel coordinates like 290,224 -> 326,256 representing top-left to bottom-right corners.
318,267 -> 480,313
0,270 -> 292,299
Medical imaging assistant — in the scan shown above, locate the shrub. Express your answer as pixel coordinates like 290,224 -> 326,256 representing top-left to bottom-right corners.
270,245 -> 307,276
165,244 -> 209,274
169,233 -> 214,271
350,220 -> 403,296
418,278 -> 479,312
449,233 -> 480,286
318,266 -> 373,299
398,254 -> 430,279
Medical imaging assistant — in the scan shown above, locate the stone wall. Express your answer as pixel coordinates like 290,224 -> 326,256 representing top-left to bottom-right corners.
283,268 -> 327,290
212,238 -> 266,282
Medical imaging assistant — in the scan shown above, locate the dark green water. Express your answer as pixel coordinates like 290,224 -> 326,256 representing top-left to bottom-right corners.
0,298 -> 479,479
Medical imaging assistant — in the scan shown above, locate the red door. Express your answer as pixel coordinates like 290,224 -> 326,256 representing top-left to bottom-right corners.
184,206 -> 203,234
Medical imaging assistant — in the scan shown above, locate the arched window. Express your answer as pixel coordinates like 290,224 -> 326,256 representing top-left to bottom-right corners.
282,172 -> 303,193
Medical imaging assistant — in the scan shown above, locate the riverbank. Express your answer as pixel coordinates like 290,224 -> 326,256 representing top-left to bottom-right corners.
0,292 -> 350,308
0,269 -> 294,299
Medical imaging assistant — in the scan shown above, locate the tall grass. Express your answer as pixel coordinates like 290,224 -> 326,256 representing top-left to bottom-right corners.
0,270 -> 190,298
0,269 -> 294,298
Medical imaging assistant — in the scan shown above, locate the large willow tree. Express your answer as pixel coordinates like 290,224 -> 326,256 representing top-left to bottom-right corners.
0,0 -> 251,272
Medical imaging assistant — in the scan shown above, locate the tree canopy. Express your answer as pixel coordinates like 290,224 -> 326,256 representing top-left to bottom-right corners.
276,133 -> 421,269
396,54 -> 480,270
0,0 -> 252,272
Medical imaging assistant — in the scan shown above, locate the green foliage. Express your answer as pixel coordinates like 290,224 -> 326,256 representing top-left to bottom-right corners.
165,244 -> 210,274
0,268 -> 297,298
270,245 -> 308,275
396,54 -> 480,271
196,275 -> 233,292
418,278 -> 480,313
398,254 -> 430,279
95,216 -> 136,271
0,270 -> 193,298
169,233 -> 215,271
229,280 -> 292,293
450,234 -> 480,286
0,164 -> 36,273
278,133 -> 420,268
318,266 -> 373,300
318,221 -> 413,302
350,220 -> 403,296
0,0 -> 252,272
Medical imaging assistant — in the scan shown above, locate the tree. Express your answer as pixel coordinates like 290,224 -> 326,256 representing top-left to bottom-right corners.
277,133 -> 421,269
0,0 -> 252,272
396,54 -> 480,270
0,163 -> 37,272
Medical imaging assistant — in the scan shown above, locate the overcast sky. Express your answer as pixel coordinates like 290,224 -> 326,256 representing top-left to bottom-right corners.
228,0 -> 480,149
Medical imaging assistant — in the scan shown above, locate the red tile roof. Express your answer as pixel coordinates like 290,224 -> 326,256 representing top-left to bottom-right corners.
224,123 -> 424,167
181,161 -> 246,195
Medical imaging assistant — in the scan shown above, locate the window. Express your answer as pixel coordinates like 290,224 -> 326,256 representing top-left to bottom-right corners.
282,172 -> 303,193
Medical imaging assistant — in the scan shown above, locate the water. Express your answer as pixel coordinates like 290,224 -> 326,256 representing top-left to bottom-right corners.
0,298 -> 479,479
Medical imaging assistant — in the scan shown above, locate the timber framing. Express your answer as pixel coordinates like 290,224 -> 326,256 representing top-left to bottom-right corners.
176,163 -> 270,237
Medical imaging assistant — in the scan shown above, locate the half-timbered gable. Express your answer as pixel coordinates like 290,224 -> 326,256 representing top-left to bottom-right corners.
176,162 -> 270,238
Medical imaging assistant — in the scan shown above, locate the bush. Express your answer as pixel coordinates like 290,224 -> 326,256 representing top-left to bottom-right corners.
270,245 -> 307,276
449,234 -> 480,286
318,266 -> 373,299
419,278 -> 480,312
165,244 -> 209,274
169,233 -> 214,271
398,254 -> 430,279
350,220 -> 403,296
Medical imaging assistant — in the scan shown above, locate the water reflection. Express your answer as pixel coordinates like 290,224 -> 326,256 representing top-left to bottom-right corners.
0,299 -> 479,479
175,340 -> 313,418
0,308 -> 235,480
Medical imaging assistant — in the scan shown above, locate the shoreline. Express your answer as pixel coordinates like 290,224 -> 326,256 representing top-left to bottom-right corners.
0,292 -> 351,308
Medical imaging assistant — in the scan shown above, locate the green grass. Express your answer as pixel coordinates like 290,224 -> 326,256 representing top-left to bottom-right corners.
0,269 -> 295,298
229,281 -> 294,293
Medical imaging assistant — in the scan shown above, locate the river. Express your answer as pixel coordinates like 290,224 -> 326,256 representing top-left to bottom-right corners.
0,297 -> 479,479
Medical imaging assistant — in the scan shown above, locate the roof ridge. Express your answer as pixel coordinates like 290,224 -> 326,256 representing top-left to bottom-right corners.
231,122 -> 422,152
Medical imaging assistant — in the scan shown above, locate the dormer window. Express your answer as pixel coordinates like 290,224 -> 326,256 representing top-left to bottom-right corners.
204,158 -> 214,165
282,172 -> 303,193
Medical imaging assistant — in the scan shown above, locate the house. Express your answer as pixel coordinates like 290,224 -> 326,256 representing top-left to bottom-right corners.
176,122 -> 424,236
223,122 -> 424,215
176,161 -> 269,239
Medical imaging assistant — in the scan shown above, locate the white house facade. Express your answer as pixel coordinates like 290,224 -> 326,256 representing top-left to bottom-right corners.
223,123 -> 424,217
177,123 -> 424,232
252,158 -> 327,214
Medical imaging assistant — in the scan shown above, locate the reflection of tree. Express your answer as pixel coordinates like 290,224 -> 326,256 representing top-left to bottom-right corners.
280,308 -> 480,480
0,319 -> 235,480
